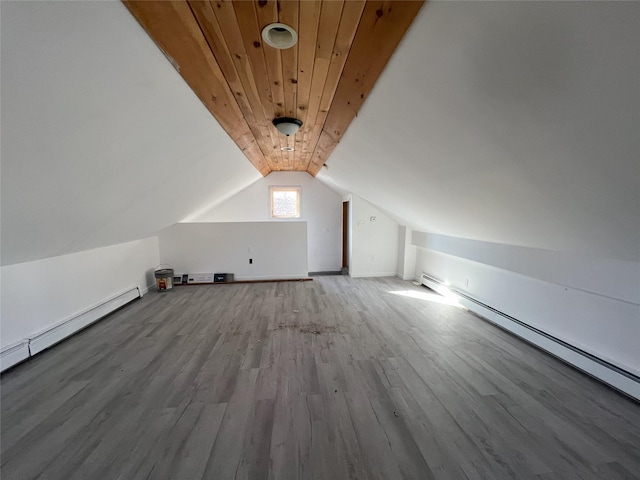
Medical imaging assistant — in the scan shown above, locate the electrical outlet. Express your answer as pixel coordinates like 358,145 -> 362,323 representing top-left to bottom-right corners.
464,278 -> 469,287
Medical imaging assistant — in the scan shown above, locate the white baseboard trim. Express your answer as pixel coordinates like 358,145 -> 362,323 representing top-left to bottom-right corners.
350,272 -> 398,278
29,286 -> 141,356
0,340 -> 30,371
233,274 -> 309,281
420,273 -> 640,401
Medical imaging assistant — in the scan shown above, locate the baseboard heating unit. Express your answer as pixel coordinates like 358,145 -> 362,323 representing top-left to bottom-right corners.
0,341 -> 30,372
1,286 -> 141,372
420,273 -> 640,401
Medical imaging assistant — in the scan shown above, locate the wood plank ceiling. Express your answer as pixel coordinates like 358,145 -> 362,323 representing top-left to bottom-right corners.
124,1 -> 424,176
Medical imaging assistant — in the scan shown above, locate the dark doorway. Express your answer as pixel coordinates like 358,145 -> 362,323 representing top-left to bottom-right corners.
342,201 -> 350,272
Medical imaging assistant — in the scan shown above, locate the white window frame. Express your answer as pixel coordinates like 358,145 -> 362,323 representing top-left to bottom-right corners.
270,186 -> 301,219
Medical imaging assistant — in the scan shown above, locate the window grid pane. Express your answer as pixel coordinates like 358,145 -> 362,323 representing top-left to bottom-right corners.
271,187 -> 300,218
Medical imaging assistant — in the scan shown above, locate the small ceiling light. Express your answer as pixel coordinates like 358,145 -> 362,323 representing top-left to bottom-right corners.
262,23 -> 298,49
273,117 -> 302,136
281,146 -> 295,152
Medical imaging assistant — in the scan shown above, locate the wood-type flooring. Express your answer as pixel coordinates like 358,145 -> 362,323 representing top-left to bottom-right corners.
2,276 -> 639,479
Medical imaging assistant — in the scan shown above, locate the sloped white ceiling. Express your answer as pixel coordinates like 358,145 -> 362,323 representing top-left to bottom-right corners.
1,1 -> 260,266
318,1 -> 640,262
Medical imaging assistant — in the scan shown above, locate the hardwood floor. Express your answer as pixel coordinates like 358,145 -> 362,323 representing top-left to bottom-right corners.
2,276 -> 639,479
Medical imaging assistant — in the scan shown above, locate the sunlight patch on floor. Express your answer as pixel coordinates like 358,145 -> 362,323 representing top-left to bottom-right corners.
388,287 -> 463,308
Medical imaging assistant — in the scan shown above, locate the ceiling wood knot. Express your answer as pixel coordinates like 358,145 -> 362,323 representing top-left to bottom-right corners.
376,8 -> 384,18
290,79 -> 298,84
258,0 -> 268,6
253,41 -> 261,48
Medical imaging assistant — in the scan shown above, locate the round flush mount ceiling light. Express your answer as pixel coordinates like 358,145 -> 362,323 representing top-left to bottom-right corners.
281,146 -> 295,152
262,23 -> 298,49
273,117 -> 302,136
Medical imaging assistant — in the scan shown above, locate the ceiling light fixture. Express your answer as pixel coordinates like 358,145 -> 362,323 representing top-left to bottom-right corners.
273,117 -> 302,136
281,146 -> 295,152
262,23 -> 298,49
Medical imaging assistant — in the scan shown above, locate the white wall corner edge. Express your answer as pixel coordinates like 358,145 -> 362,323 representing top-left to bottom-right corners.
420,273 -> 640,401
139,281 -> 156,296
396,272 -> 415,281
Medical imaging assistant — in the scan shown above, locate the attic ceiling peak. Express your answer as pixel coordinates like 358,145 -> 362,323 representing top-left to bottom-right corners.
124,0 -> 424,176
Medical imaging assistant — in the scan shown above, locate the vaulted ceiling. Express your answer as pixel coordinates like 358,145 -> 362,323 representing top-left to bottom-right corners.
2,1 -> 638,267
124,0 -> 424,176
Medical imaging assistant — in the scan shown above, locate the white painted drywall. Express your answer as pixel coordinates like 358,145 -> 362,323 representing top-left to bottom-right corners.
318,1 -> 640,262
158,222 -> 308,280
0,237 -> 159,350
186,172 -> 342,272
397,226 -> 417,281
412,232 -> 640,305
414,246 -> 640,377
350,196 -> 398,278
1,0 -> 260,266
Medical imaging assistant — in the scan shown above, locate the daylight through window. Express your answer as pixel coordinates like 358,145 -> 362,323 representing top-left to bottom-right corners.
270,187 -> 300,218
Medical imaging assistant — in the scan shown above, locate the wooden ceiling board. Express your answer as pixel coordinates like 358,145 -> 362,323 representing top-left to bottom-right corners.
308,0 -> 425,175
277,1 -> 300,122
299,0 -> 344,169
316,0 -> 366,127
123,0 -> 270,175
302,1 -> 365,171
189,1 -> 273,170
295,1 -> 321,141
124,0 -> 424,177
232,1 -> 281,163
253,1 -> 288,169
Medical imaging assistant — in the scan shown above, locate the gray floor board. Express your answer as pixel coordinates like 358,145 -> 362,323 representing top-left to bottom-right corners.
2,276 -> 639,479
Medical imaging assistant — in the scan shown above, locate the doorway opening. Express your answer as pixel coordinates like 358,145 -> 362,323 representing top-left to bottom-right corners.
342,201 -> 350,275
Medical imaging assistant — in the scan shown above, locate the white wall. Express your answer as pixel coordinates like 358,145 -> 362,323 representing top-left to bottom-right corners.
413,234 -> 640,377
413,232 -> 639,305
397,226 -> 417,281
158,222 -> 308,280
318,1 -> 640,263
186,172 -> 341,272
350,196 -> 399,278
1,0 -> 260,267
0,237 -> 159,350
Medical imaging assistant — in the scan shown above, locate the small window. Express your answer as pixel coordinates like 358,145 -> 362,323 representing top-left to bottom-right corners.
270,186 -> 300,218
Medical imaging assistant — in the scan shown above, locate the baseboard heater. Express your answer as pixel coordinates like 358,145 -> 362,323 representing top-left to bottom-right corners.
0,286 -> 141,372
420,273 -> 640,401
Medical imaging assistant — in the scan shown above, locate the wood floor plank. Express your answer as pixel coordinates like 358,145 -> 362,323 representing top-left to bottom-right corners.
2,276 -> 639,479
